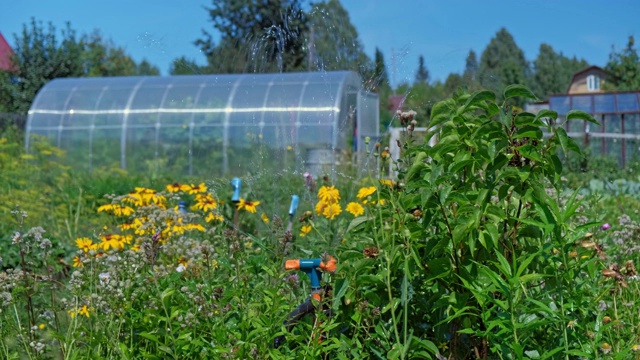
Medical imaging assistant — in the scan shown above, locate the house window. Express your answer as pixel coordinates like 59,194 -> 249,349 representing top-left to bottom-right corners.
587,74 -> 600,91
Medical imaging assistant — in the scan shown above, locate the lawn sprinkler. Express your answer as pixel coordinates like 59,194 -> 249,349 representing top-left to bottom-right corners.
274,254 -> 337,349
230,177 -> 242,228
231,177 -> 242,203
286,195 -> 299,233
178,201 -> 187,214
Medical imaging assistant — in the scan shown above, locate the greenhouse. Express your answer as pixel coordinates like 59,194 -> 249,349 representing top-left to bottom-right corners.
25,71 -> 379,177
549,91 -> 640,166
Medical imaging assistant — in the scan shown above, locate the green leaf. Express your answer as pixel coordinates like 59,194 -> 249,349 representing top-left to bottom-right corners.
513,125 -> 543,139
161,288 -> 175,302
464,90 -> 496,109
346,216 -> 371,233
494,251 -> 512,277
504,84 -> 538,101
534,109 -> 558,124
567,109 -> 600,125
429,99 -> 456,127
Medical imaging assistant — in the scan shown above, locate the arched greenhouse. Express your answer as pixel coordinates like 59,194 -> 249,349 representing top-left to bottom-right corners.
25,71 -> 379,177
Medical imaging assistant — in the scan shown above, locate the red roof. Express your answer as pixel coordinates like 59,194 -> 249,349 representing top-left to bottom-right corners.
0,32 -> 16,72
388,94 -> 406,112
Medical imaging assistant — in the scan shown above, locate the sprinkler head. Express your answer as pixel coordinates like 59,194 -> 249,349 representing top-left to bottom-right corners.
231,178 -> 242,202
289,195 -> 299,216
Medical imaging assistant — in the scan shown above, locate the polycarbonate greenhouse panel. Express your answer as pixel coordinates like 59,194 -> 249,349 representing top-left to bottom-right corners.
26,71 -> 379,176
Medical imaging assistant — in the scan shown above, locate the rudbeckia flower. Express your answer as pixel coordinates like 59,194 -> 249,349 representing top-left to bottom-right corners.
237,198 -> 260,213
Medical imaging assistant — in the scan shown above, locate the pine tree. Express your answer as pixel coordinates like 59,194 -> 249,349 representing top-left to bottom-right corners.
463,50 -> 478,82
478,28 -> 530,103
415,55 -> 429,84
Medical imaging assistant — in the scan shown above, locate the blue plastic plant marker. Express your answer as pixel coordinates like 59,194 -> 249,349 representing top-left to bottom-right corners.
178,201 -> 187,214
289,195 -> 299,216
231,178 -> 242,202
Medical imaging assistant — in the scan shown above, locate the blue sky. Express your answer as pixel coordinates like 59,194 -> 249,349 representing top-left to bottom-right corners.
1,0 -> 639,87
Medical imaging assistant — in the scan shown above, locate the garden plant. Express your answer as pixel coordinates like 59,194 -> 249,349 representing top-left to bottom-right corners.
2,85 -> 640,359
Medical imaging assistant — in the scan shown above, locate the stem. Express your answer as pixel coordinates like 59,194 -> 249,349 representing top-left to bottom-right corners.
13,304 -> 35,360
385,249 -> 403,359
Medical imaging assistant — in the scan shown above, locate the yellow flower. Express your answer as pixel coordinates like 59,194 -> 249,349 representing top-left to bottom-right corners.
261,213 -> 270,224
346,202 -> 364,216
75,237 -> 96,252
193,193 -> 218,212
600,342 -> 612,354
186,183 -> 207,195
67,309 -> 76,318
357,186 -> 376,200
38,323 -> 45,330
99,234 -> 125,251
380,179 -> 393,186
72,256 -> 83,268
315,200 -> 328,215
318,185 -> 340,203
632,344 -> 639,352
130,244 -> 141,252
119,222 -> 134,231
206,212 -> 225,222
178,257 -> 189,268
322,203 -> 342,220
97,204 -> 114,213
237,198 -> 260,213
300,225 -> 312,237
166,183 -> 183,193
78,305 -> 90,318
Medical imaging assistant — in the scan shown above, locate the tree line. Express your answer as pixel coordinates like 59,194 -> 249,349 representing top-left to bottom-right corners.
1,0 -> 639,121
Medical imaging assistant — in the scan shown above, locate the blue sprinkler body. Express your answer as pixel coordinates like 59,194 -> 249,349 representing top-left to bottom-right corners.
178,201 -> 187,214
289,195 -> 299,216
298,259 -> 324,289
231,178 -> 242,202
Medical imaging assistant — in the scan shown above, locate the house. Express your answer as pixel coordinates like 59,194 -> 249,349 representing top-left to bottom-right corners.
0,32 -> 16,72
566,65 -> 609,94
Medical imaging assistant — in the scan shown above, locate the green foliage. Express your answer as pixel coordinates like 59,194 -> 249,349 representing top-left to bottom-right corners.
0,19 -> 161,115
4,85 -> 640,359
531,43 -> 589,100
307,0 -> 372,77
197,0 -> 309,73
169,56 -> 205,75
0,19 -> 84,113
605,36 -> 640,91
478,28 -> 530,105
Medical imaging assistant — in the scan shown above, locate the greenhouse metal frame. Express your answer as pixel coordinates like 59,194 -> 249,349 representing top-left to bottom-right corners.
549,91 -> 640,166
26,71 -> 379,176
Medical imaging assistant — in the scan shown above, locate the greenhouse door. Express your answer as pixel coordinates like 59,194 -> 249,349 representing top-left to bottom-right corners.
356,90 -> 380,153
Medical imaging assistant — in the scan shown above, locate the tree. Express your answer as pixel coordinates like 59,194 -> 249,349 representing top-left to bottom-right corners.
415,55 -> 429,84
81,31 -> 137,77
531,43 -> 588,99
605,36 -> 640,91
0,19 -> 84,113
169,57 -> 204,75
136,59 -> 161,76
197,0 -> 309,73
463,50 -> 478,82
371,47 -> 390,92
478,28 -> 530,102
306,0 -> 371,76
